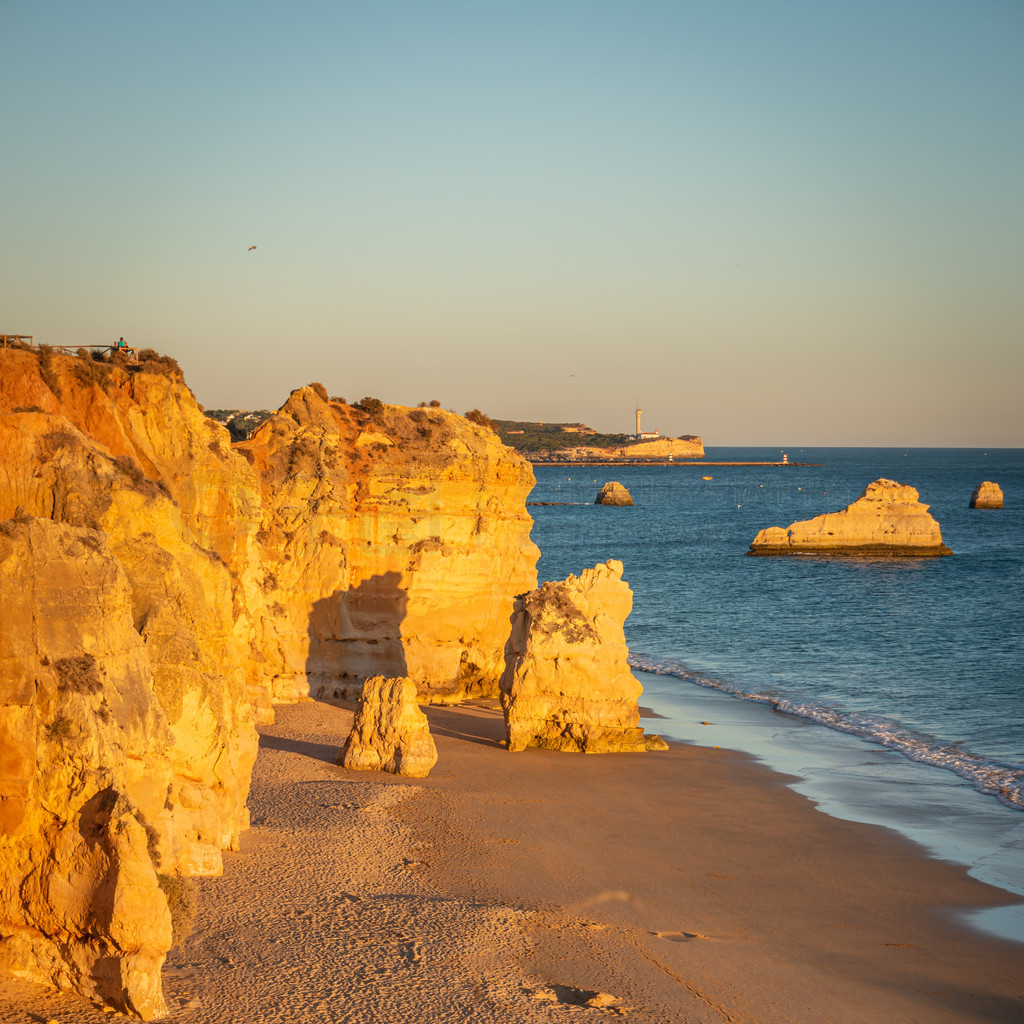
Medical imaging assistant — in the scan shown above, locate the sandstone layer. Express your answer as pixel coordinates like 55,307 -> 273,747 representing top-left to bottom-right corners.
340,676 -> 438,778
500,561 -> 667,753
969,481 -> 1003,509
0,345 -> 540,1015
748,479 -> 952,557
595,481 -> 634,506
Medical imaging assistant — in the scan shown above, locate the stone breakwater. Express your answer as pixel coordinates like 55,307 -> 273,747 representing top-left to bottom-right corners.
0,347 -> 538,1016
748,479 -> 952,557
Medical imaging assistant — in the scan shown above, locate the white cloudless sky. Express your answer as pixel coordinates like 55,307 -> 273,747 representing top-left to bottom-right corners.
2,0 -> 1022,445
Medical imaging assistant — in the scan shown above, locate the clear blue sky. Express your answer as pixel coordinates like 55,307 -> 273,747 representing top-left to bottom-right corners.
3,0 -> 1022,445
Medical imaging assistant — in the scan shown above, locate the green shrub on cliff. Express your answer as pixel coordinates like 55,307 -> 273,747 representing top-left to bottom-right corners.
358,396 -> 384,417
465,409 -> 497,431
137,348 -> 184,379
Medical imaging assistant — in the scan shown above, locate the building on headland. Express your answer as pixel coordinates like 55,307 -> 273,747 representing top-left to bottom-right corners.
634,401 -> 659,441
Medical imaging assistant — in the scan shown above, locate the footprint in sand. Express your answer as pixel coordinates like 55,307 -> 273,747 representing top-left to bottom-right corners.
399,857 -> 429,871
529,985 -> 626,1012
651,929 -> 711,942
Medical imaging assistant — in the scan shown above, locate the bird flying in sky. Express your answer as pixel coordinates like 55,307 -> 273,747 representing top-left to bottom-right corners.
248,245 -> 257,251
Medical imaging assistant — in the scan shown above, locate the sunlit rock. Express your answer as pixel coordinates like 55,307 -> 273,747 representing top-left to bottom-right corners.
969,481 -> 1003,509
340,676 -> 438,778
500,560 -> 667,753
748,479 -> 952,556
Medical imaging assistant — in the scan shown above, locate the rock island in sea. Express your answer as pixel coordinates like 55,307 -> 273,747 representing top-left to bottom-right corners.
748,478 -> 952,556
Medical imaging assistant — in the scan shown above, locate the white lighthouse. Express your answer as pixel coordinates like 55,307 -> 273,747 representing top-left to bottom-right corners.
634,401 -> 659,441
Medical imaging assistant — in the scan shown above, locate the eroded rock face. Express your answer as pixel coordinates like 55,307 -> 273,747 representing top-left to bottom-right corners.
499,561 -> 667,753
969,481 -> 1004,509
748,479 -> 952,556
0,518 -> 174,1019
339,676 -> 438,778
595,481 -> 634,506
0,403 -> 257,878
238,390 -> 539,705
0,346 -> 540,1014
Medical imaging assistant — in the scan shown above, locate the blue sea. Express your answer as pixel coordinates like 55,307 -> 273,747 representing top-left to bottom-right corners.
527,448 -> 1024,943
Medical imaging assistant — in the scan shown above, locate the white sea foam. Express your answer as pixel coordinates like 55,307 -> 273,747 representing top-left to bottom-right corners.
629,652 -> 1024,812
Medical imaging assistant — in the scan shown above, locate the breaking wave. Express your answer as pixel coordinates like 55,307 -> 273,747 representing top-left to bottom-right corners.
629,652 -> 1024,812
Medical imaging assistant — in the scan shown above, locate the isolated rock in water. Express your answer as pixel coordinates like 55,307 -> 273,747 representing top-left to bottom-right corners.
595,481 -> 634,506
748,479 -> 952,557
500,560 -> 667,753
340,676 -> 438,778
0,518 -> 174,1020
969,481 -> 1003,509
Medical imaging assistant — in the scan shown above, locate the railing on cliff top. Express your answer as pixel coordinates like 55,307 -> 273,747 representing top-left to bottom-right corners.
1,335 -> 139,363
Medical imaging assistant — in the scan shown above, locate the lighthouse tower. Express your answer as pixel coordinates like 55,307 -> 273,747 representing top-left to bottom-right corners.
635,402 -> 642,439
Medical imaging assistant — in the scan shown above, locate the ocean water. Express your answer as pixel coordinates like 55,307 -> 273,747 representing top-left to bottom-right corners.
527,448 -> 1024,942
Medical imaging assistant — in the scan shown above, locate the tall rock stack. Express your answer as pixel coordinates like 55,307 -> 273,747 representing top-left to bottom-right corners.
340,676 -> 438,778
499,560 -> 667,753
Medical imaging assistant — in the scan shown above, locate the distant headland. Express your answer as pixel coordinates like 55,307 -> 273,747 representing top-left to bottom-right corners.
495,418 -> 705,462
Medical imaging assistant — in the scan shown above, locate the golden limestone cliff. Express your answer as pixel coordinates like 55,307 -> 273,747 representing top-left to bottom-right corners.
500,560 -> 667,753
0,351 -> 259,877
748,479 -> 952,557
0,517 -> 175,1019
237,388 -> 539,704
0,345 -> 539,1016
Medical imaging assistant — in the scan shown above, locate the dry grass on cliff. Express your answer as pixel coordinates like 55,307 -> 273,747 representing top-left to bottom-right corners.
70,353 -> 115,388
136,348 -> 184,379
37,428 -> 80,462
36,345 -> 64,399
111,453 -> 173,502
519,585 -> 600,645
54,654 -> 103,695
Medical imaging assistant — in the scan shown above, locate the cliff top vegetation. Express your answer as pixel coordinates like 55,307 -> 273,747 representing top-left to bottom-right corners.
494,420 -> 704,454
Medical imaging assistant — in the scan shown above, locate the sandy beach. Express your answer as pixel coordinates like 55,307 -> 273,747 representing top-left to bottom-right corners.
2,698 -> 1021,1024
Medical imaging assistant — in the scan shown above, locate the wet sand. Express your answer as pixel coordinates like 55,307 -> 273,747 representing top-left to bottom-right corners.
2,698 -> 1021,1023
